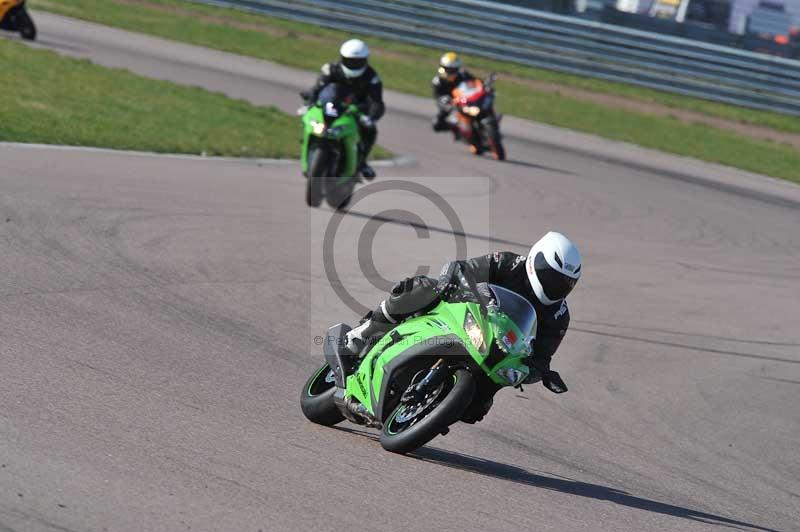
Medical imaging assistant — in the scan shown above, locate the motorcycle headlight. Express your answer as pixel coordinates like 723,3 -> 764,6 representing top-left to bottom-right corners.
464,106 -> 481,116
497,367 -> 526,386
310,120 -> 326,136
463,311 -> 485,353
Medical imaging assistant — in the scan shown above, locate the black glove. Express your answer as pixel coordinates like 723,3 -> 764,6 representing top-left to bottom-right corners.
542,370 -> 568,394
435,262 -> 460,299
359,114 -> 375,128
435,280 -> 458,300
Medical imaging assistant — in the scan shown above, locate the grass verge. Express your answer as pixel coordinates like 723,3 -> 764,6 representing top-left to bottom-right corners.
0,38 -> 301,156
0,34 -> 392,160
28,0 -> 800,182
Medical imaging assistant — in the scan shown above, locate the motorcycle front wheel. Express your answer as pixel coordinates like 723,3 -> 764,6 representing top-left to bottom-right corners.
325,179 -> 353,211
484,121 -> 505,161
306,146 -> 327,207
379,368 -> 475,454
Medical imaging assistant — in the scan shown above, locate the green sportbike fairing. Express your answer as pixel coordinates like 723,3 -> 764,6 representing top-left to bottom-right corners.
299,83 -> 360,210
300,283 -> 536,454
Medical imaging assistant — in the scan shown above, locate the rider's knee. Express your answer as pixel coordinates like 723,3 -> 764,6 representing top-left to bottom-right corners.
385,276 -> 439,319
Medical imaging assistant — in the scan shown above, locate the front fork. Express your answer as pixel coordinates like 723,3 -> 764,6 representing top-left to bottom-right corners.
401,358 -> 446,404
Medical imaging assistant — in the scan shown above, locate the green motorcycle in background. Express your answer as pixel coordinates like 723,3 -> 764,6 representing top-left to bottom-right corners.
301,281 -> 535,454
299,84 -> 360,210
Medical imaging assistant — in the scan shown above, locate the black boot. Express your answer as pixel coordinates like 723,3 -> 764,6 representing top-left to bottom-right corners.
461,397 -> 493,424
432,116 -> 450,132
344,312 -> 393,356
359,162 -> 376,181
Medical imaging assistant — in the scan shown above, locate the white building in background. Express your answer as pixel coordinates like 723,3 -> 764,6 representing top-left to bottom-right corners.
728,0 -> 800,34
615,0 -> 640,12
614,0 -> 800,35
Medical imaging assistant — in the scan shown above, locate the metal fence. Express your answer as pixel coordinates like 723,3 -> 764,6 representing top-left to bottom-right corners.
192,0 -> 800,116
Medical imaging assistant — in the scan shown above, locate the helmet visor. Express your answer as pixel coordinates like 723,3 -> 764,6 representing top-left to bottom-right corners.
341,56 -> 367,71
534,252 -> 577,302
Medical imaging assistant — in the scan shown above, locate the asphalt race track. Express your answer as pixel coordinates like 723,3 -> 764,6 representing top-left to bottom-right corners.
1,12 -> 799,532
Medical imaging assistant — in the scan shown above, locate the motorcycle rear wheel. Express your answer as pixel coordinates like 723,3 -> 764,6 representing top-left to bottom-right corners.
300,364 -> 345,426
16,8 -> 35,40
379,368 -> 475,454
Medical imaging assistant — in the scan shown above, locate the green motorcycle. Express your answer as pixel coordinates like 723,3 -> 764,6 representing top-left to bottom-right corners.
301,282 -> 535,454
299,84 -> 360,210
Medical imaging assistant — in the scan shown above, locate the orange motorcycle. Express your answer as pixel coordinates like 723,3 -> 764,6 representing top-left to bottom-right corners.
0,0 -> 35,40
449,73 -> 505,160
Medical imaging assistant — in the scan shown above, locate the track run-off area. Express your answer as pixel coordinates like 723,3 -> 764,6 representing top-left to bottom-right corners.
0,12 -> 799,532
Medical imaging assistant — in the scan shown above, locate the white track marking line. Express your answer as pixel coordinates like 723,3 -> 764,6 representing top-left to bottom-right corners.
0,142 -> 415,167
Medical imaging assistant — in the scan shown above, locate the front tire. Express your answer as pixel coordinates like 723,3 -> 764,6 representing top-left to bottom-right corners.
325,181 -> 353,210
379,368 -> 475,454
485,122 -> 505,161
306,147 -> 327,207
300,364 -> 345,426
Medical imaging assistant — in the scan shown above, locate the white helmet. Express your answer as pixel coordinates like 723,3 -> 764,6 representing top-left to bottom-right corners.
526,232 -> 582,305
340,39 -> 369,78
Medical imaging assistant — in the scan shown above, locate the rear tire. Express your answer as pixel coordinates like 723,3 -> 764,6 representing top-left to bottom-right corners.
16,8 -> 35,40
20,23 -> 35,41
306,147 -> 326,207
300,364 -> 345,426
379,368 -> 475,454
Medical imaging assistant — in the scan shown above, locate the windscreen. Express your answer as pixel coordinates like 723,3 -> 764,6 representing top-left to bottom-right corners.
488,284 -> 537,340
455,81 -> 482,101
317,83 -> 353,118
